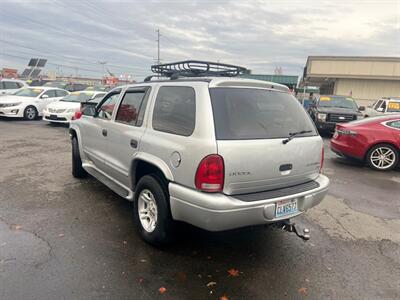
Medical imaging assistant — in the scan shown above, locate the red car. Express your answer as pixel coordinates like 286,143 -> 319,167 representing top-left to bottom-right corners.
331,115 -> 400,171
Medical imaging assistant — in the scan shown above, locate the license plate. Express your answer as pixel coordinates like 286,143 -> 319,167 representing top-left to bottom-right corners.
49,114 -> 58,119
275,199 -> 298,218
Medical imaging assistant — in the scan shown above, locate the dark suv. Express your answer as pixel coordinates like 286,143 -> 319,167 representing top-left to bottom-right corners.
308,95 -> 361,133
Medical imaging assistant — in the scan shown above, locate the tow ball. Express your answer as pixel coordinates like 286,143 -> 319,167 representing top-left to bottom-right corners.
274,220 -> 310,241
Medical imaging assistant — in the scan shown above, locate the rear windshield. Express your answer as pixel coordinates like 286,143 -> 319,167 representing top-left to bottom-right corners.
60,92 -> 94,102
210,88 -> 317,140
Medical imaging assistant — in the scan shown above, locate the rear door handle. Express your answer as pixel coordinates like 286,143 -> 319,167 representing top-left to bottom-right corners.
130,139 -> 138,149
102,129 -> 107,137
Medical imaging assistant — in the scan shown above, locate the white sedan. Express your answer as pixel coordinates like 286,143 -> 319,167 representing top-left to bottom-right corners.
43,90 -> 106,124
0,79 -> 28,96
0,87 -> 69,120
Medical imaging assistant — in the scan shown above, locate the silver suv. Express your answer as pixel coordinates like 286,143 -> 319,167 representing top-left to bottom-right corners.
69,66 -> 329,245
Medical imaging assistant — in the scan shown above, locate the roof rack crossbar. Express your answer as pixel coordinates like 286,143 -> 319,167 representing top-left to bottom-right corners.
150,60 -> 248,79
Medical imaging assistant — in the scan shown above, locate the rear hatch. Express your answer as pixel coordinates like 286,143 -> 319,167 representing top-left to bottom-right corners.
210,87 -> 322,195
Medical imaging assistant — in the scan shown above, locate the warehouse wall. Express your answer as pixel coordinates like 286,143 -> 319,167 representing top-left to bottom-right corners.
309,58 -> 400,79
335,78 -> 400,105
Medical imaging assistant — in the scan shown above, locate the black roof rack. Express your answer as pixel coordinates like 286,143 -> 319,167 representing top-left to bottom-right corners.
149,60 -> 249,81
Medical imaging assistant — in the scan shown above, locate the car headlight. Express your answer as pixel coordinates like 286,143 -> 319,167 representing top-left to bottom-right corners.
317,113 -> 327,121
4,102 -> 22,107
66,108 -> 78,113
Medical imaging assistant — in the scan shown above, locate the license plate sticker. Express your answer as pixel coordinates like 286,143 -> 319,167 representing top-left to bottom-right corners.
276,199 -> 298,218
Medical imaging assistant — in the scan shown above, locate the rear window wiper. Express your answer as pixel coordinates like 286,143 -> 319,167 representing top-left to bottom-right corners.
282,130 -> 313,144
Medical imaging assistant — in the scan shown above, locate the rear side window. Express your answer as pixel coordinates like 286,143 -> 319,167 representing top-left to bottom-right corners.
42,90 -> 57,98
56,90 -> 68,97
152,86 -> 196,136
116,89 -> 149,126
210,88 -> 317,140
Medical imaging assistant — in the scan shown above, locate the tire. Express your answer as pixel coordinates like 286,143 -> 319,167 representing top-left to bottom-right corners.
71,137 -> 87,178
134,175 -> 175,246
366,144 -> 399,171
23,106 -> 38,120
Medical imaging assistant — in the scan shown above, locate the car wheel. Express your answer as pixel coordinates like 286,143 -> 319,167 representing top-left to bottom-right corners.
134,175 -> 175,246
366,144 -> 399,171
71,137 -> 87,178
23,106 -> 38,120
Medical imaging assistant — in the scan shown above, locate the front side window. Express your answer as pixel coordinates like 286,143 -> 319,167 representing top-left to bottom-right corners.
152,86 -> 196,136
116,89 -> 148,126
210,88 -> 317,140
97,90 -> 121,120
374,100 -> 383,111
14,88 -> 43,97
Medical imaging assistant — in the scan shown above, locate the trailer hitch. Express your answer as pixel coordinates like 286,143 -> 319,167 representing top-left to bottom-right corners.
274,220 -> 310,241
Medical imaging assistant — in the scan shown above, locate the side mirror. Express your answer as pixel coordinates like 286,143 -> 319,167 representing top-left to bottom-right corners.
41,94 -> 49,99
358,106 -> 365,111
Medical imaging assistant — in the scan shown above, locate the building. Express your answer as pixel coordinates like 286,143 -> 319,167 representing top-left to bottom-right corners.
240,74 -> 298,90
303,56 -> 400,105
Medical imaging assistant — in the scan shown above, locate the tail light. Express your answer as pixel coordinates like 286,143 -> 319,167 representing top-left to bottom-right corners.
195,154 -> 224,193
320,146 -> 324,173
72,111 -> 82,120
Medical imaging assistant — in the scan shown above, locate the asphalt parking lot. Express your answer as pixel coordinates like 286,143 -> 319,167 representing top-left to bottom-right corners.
0,119 -> 399,300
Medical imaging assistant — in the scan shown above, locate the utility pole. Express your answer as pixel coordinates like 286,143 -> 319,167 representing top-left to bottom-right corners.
98,61 -> 107,78
156,29 -> 161,65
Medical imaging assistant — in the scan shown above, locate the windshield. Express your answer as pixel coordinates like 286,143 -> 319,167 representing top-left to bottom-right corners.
318,96 -> 357,109
13,88 -> 43,97
210,88 -> 317,140
387,101 -> 400,112
44,82 -> 67,88
60,92 -> 94,103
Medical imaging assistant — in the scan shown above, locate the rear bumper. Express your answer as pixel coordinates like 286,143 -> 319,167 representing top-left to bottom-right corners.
169,174 -> 329,231
330,139 -> 364,160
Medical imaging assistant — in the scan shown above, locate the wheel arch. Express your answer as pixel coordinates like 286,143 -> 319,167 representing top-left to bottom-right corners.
130,155 -> 174,191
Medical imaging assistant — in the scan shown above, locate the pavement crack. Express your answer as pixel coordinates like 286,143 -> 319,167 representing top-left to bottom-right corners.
323,209 -> 357,240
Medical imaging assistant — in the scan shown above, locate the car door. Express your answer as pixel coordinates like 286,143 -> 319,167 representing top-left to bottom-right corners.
80,89 -> 122,172
102,87 -> 151,187
36,89 -> 57,113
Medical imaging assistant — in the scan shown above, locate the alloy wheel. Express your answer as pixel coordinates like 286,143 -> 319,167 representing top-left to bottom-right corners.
26,107 -> 37,120
138,189 -> 158,233
369,147 -> 396,170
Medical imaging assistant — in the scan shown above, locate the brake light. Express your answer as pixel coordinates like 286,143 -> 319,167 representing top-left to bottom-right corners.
72,111 -> 82,120
320,146 -> 324,173
195,154 -> 224,193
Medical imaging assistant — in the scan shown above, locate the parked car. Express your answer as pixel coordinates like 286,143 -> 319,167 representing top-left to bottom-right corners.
308,95 -> 362,133
69,74 -> 329,245
0,79 -> 28,95
44,81 -> 88,92
85,85 -> 112,92
331,115 -> 400,171
363,97 -> 400,117
0,87 -> 69,120
43,91 -> 106,124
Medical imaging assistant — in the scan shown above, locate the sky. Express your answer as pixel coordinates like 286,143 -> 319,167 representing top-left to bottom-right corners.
0,0 -> 399,81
